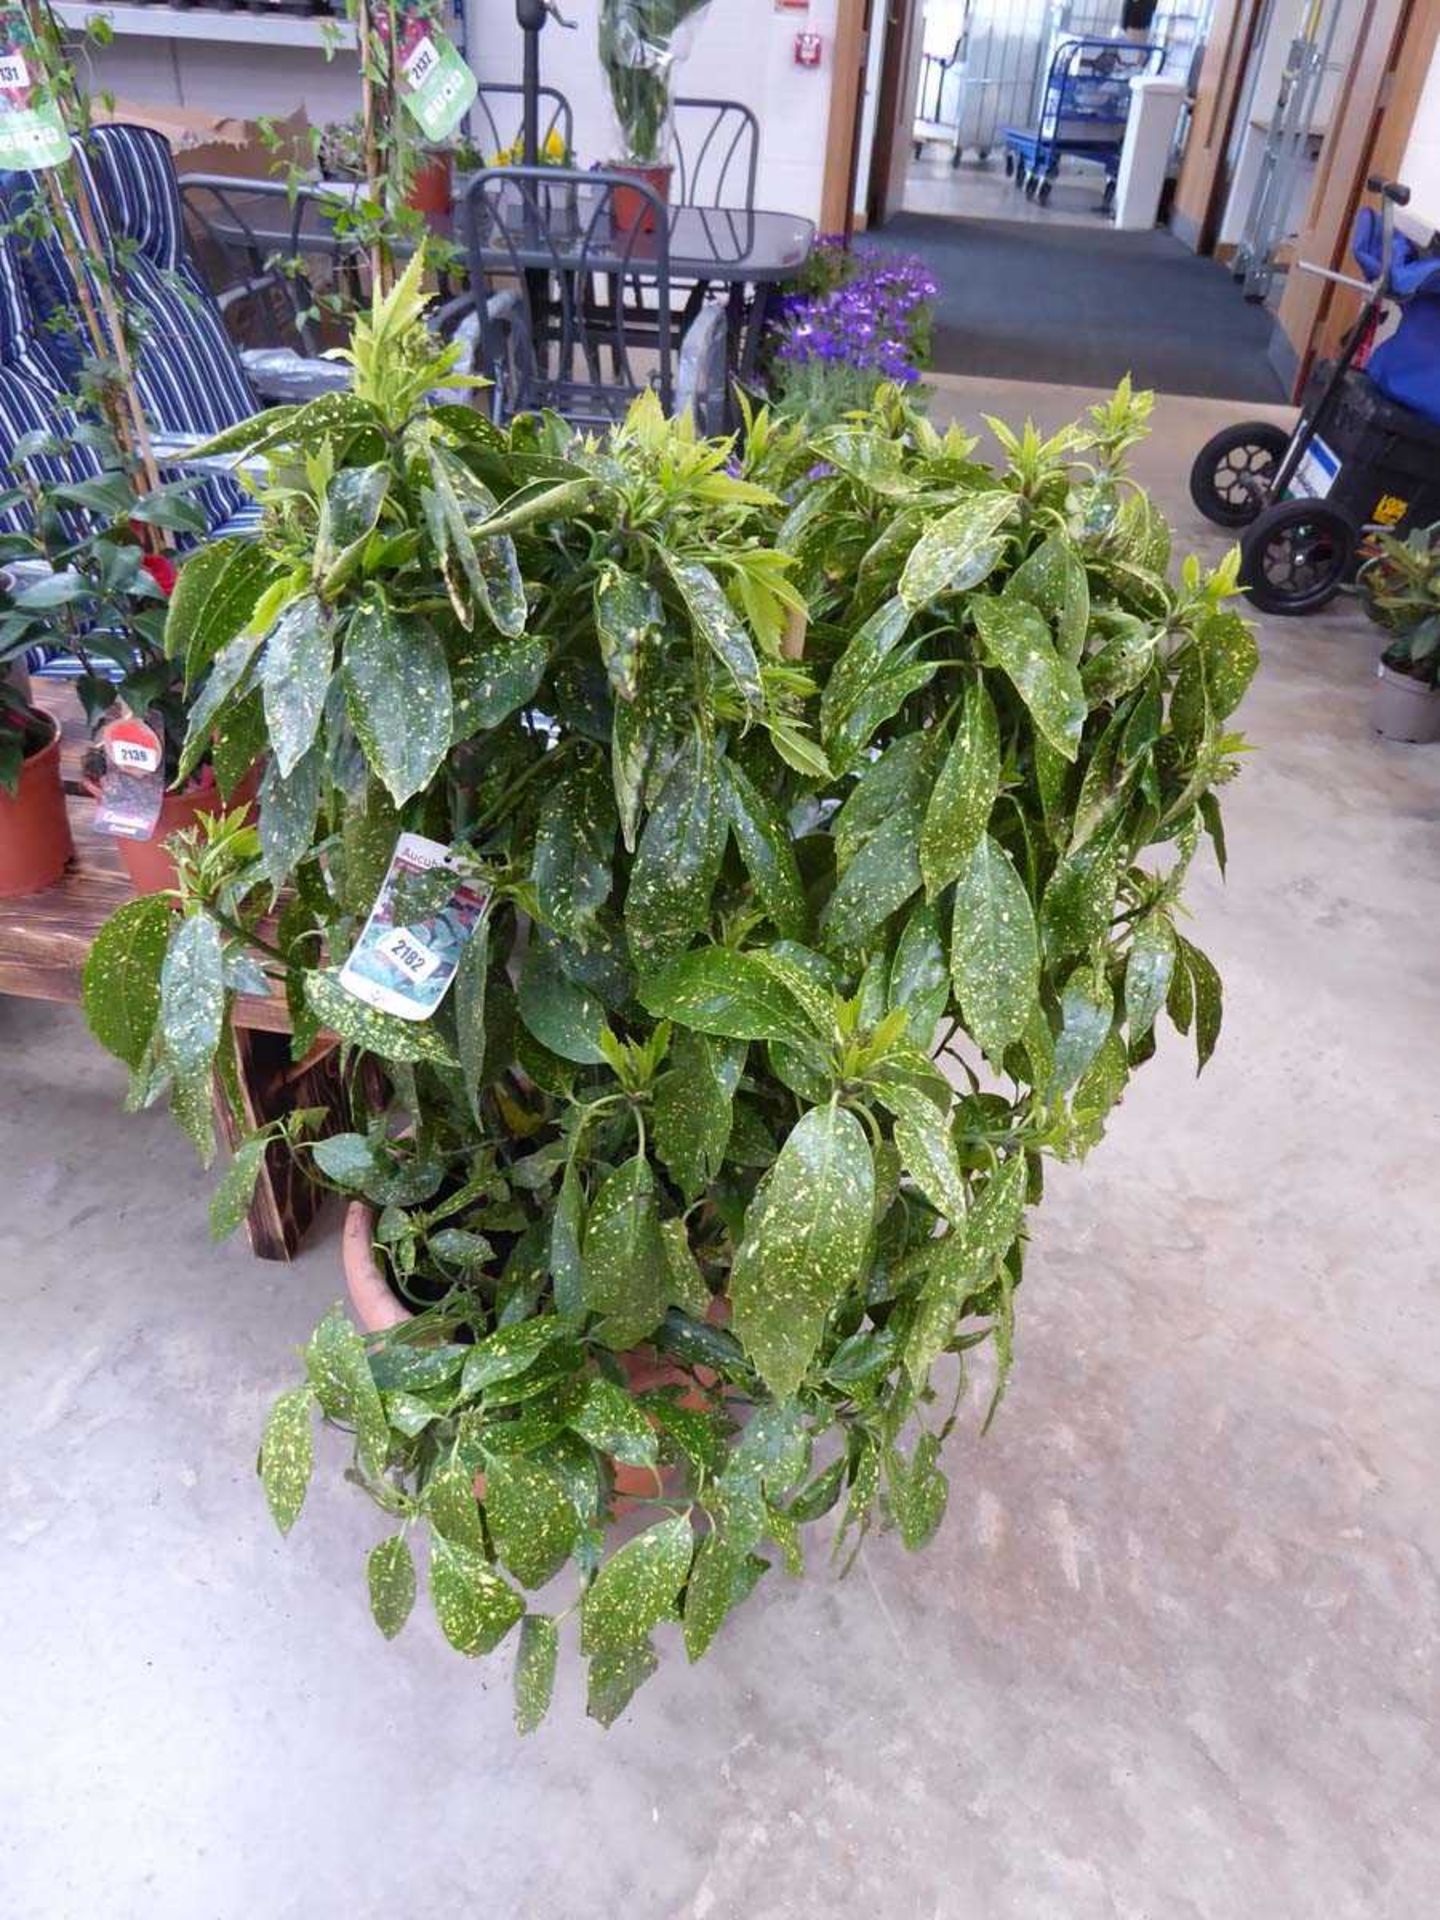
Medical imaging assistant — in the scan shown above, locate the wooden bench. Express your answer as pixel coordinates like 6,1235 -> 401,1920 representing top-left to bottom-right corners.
0,684 -> 333,1259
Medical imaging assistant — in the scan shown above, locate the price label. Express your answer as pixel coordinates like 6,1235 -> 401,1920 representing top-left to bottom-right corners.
402,35 -> 439,90
0,51 -> 30,87
375,926 -> 443,985
108,736 -> 162,774
385,1 -> 477,144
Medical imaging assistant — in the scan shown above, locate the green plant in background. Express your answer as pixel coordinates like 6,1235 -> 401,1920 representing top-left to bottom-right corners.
80,264 -> 1256,1729
599,0 -> 713,164
1359,521 -> 1440,688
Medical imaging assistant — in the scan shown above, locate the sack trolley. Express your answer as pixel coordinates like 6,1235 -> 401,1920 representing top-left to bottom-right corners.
1001,36 -> 1164,209
1189,178 -> 1440,615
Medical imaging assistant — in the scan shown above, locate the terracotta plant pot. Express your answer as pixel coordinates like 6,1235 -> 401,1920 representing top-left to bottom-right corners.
610,162 -> 672,237
0,714 -> 73,898
87,762 -> 261,895
407,150 -> 454,219
340,1199 -> 710,1497
1371,661 -> 1440,743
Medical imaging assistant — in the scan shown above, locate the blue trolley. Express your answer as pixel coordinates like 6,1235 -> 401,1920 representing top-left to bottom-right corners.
1002,37 -> 1164,210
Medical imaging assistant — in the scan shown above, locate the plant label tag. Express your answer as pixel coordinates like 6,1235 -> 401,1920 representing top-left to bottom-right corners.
386,2 -> 477,144
0,10 -> 72,170
339,832 -> 487,1022
93,712 -> 166,841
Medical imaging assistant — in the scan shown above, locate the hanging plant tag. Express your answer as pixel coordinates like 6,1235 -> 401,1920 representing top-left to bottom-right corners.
0,13 -> 72,170
389,4 -> 478,145
92,712 -> 166,841
339,831 -> 487,1021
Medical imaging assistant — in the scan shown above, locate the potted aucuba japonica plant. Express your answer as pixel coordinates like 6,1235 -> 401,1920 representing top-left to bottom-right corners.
81,264 -> 1256,1728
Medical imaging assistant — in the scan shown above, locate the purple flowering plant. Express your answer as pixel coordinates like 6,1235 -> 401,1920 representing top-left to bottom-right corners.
769,237 -> 939,426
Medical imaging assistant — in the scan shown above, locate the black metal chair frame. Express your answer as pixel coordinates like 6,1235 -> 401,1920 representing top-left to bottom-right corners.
460,165 -> 674,429
672,97 -> 759,212
469,82 -> 576,167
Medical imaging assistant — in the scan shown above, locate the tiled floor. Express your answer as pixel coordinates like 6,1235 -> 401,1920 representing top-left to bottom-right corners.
904,150 -> 1118,230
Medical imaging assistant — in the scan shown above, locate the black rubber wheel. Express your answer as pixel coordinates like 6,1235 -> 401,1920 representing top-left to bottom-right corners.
1024,174 -> 1038,199
1101,179 -> 1116,210
1038,177 -> 1053,205
1240,499 -> 1356,615
1188,419 -> 1291,528
1003,153 -> 1013,176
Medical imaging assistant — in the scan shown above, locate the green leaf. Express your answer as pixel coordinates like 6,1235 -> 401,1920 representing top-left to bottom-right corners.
159,912 -> 225,1077
517,939 -> 607,1065
1125,917 -> 1176,1043
461,1318 -> 569,1395
261,594 -> 332,778
343,595 -> 452,806
886,1433 -> 948,1550
666,557 -> 763,712
889,900 -> 949,1047
819,597 -> 911,749
723,760 -> 807,937
903,1153 -> 1027,1382
1049,965 -> 1113,1099
683,1534 -> 760,1662
82,895 -> 172,1070
582,1155 -> 669,1349
593,566 -> 659,702
653,1030 -> 733,1202
624,730 -> 727,968
311,1131 -> 378,1188
429,1537 -> 524,1656
899,490 -> 1016,609
920,678 -> 1000,899
449,629 -> 547,737
533,759 -> 616,943
566,1375 -> 658,1468
730,1104 -> 874,1400
1196,608 -> 1258,720
452,914 -> 490,1125
550,1163 -> 587,1316
822,809 -> 922,952
317,464 -> 389,589
877,1080 -> 967,1223
972,595 -> 1086,762
514,1614 -> 559,1732
169,538 -> 278,687
170,1063 -> 216,1167
639,945 -> 812,1043
484,1454 -> 579,1589
1040,830 -> 1123,959
1178,936 -> 1223,1072
304,1304 -> 388,1479
950,835 -> 1039,1059
1004,530 -> 1090,663
581,1513 -> 694,1655
259,1385 -> 314,1534
367,1534 -> 416,1639
586,1635 -> 659,1727
304,970 -> 458,1066
258,744 -> 324,887
424,1460 -> 487,1551
209,1133 -> 269,1240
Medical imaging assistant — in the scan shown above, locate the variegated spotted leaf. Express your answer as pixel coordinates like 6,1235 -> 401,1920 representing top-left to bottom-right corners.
722,759 -> 807,938
818,597 -> 911,749
580,1513 -> 694,1656
209,1132 -> 271,1240
484,1454 -> 579,1589
514,1614 -> 559,1733
304,1304 -> 388,1479
304,970 -> 458,1067
898,490 -> 1017,610
730,1104 -> 874,1400
82,894 -> 172,1070
586,1634 -> 659,1727
683,1534 -> 765,1662
903,1153 -> 1027,1382
624,730 -> 728,968
653,1030 -> 733,1201
367,1533 -> 416,1639
950,834 -> 1039,1060
429,1536 -> 524,1656
876,1079 -> 968,1223
258,743 -> 324,887
343,595 -> 453,806
593,566 -> 660,702
1003,529 -> 1091,663
919,676 -> 1001,900
449,629 -> 547,737
159,910 -> 225,1078
888,900 -> 949,1047
424,1459 -> 487,1552
582,1154 -> 669,1350
639,945 -> 814,1044
532,759 -> 616,944
821,807 -> 923,952
665,556 -> 763,713
972,595 -> 1086,763
566,1375 -> 659,1468
259,1385 -> 315,1534
261,593 -> 332,777
517,939 -> 607,1065
1125,916 -> 1176,1043
1049,964 -> 1113,1099
1178,935 -> 1223,1072
454,912 -> 490,1123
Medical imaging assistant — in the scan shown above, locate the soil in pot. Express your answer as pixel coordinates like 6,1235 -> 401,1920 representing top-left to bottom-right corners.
1372,661 -> 1440,743
0,712 -> 73,897
611,162 -> 671,237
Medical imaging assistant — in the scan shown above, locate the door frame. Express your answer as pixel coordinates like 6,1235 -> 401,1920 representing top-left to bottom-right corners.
1171,0 -> 1268,254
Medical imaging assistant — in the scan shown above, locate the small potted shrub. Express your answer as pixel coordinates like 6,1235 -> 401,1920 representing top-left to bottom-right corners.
599,0 -> 712,232
83,266 -> 1256,1728
0,640 -> 72,898
1359,523 -> 1440,742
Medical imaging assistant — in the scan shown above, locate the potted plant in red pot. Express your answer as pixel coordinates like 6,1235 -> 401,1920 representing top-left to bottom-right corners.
599,0 -> 713,232
0,644 -> 72,898
1359,523 -> 1440,742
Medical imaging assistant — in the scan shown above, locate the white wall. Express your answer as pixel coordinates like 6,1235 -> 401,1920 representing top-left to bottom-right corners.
464,0 -> 839,220
1400,36 -> 1440,231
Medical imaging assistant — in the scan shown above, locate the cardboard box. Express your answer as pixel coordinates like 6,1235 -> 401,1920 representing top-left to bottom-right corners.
92,101 -> 312,182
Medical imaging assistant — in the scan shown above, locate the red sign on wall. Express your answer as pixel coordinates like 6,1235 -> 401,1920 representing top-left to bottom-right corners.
793,29 -> 822,65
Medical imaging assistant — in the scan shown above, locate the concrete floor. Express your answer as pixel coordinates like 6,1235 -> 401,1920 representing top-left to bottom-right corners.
4,378 -> 1440,1919
906,151 -> 1116,229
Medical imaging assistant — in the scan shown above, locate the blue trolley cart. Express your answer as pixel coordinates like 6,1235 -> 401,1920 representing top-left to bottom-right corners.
1002,36 -> 1164,210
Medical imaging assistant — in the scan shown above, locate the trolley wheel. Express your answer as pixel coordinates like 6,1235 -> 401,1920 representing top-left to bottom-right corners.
1240,499 -> 1357,615
1004,152 -> 1015,177
1188,420 -> 1291,528
1038,177 -> 1053,205
1101,179 -> 1116,211
1024,173 -> 1039,199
